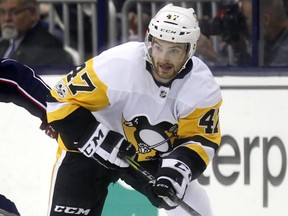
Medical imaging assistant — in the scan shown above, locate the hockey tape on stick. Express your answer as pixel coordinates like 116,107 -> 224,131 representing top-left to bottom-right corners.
124,156 -> 202,216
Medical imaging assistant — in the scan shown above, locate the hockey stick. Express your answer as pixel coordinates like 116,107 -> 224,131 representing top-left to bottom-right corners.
123,156 -> 202,216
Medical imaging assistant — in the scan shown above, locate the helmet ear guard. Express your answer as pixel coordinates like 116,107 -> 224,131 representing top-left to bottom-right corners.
145,3 -> 201,65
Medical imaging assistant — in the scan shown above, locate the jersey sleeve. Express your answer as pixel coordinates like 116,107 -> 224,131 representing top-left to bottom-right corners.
46,58 -> 111,150
170,98 -> 222,180
0,59 -> 50,119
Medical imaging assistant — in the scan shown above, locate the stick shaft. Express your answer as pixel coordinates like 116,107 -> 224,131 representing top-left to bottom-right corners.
124,157 -> 201,216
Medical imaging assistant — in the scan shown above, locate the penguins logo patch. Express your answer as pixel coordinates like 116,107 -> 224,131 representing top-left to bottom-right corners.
123,116 -> 178,154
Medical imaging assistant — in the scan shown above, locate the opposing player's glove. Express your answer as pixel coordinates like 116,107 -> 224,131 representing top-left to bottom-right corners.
40,117 -> 58,139
154,158 -> 192,207
76,122 -> 136,169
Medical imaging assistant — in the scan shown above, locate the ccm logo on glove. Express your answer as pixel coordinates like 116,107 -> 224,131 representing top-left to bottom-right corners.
79,123 -> 108,157
76,122 -> 136,168
154,158 -> 192,207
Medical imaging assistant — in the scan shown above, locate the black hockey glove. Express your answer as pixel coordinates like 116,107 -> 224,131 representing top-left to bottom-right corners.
154,158 -> 192,207
76,122 -> 136,169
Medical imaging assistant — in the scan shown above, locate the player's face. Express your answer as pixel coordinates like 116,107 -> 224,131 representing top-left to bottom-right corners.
151,38 -> 188,83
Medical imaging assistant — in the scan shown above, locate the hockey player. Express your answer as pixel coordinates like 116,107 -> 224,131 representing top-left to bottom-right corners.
0,194 -> 20,216
0,58 -> 57,138
47,4 -> 222,216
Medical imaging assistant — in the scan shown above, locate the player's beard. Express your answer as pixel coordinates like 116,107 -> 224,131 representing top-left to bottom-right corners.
1,24 -> 18,40
152,60 -> 177,84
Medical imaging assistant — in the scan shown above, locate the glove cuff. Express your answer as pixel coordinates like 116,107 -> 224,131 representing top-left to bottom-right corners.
78,122 -> 109,157
157,167 -> 184,186
161,158 -> 192,183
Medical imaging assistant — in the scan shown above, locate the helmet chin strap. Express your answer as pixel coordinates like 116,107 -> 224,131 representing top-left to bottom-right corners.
180,43 -> 193,72
177,55 -> 191,74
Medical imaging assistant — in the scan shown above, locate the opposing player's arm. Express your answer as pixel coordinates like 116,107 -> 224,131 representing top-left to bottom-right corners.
0,59 -> 58,138
0,59 -> 50,119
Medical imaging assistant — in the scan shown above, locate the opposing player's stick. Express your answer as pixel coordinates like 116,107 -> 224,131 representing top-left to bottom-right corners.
123,156 -> 202,216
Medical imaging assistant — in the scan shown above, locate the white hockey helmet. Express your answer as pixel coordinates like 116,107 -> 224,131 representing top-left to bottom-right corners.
145,3 -> 201,65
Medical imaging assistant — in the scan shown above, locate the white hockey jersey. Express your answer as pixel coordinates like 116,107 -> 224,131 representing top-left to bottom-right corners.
47,41 -> 222,178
